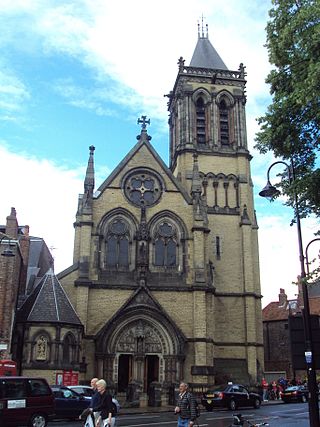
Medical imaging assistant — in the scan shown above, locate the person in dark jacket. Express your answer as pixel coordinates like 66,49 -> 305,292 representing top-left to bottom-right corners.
174,382 -> 197,427
90,379 -> 115,427
90,377 -> 101,407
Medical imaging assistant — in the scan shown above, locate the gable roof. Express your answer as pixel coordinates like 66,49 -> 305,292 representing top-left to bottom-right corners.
96,132 -> 191,203
16,268 -> 82,325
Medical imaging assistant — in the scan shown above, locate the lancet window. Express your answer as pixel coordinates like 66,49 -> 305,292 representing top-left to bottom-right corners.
105,218 -> 130,268
154,222 -> 177,267
219,99 -> 230,145
196,97 -> 206,145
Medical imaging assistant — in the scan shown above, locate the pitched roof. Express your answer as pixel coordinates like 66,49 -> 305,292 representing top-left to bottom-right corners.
96,129 -> 191,204
17,268 -> 82,325
190,35 -> 228,70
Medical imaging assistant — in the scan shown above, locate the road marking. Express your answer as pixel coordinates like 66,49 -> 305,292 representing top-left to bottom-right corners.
117,422 -> 208,427
120,415 -> 161,419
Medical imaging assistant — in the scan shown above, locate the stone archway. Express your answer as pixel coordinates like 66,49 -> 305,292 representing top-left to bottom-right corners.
104,316 -> 183,393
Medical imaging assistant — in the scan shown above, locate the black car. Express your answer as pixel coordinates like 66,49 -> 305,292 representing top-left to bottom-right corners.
201,383 -> 261,411
50,385 -> 90,420
281,385 -> 309,403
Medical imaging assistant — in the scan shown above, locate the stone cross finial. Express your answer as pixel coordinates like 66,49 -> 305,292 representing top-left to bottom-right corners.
137,115 -> 150,130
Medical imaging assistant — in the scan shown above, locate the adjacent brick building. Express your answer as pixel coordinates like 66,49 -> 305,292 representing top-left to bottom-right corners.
263,286 -> 320,379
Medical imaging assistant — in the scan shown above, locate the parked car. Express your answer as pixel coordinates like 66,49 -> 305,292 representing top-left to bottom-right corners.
50,385 -> 90,420
281,385 -> 309,403
69,385 -> 121,412
0,376 -> 54,427
201,383 -> 261,411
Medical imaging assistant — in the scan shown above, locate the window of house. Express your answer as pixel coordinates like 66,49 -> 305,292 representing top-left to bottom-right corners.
105,218 -> 129,268
196,97 -> 206,145
154,222 -> 177,267
219,99 -> 229,145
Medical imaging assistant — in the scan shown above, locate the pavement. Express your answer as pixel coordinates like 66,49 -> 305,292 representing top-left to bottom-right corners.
119,399 -> 283,415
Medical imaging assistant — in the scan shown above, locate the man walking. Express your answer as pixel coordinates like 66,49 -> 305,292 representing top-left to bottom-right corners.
175,382 -> 197,427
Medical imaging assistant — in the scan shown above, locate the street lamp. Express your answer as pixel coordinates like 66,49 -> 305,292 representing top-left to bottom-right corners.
259,160 -> 320,427
305,238 -> 320,276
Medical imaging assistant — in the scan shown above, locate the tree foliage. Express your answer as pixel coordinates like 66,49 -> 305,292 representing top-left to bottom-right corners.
255,0 -> 320,219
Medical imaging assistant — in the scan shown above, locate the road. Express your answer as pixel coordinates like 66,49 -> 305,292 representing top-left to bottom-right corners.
48,402 -> 313,427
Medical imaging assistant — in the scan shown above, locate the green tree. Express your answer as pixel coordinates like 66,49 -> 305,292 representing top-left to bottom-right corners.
255,0 -> 320,219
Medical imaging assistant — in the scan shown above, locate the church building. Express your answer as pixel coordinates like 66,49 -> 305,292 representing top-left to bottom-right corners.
17,26 -> 264,404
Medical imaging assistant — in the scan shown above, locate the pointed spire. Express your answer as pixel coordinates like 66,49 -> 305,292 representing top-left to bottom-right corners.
190,22 -> 228,70
84,145 -> 95,194
136,115 -> 152,143
83,145 -> 95,210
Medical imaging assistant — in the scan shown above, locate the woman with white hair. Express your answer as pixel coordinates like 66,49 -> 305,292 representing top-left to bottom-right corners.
90,379 -> 115,427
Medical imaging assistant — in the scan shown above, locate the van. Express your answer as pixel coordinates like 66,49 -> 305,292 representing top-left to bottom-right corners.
0,376 -> 55,427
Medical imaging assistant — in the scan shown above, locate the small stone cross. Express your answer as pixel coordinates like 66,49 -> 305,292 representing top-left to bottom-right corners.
137,115 -> 150,130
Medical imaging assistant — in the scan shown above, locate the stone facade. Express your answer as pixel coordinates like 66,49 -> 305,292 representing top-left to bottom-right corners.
57,30 -> 264,398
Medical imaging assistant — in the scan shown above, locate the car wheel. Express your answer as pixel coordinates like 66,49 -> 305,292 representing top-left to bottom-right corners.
29,414 -> 47,427
229,399 -> 236,411
253,398 -> 261,409
302,395 -> 307,403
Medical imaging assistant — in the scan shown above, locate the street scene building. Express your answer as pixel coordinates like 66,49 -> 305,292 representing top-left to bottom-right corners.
7,28 -> 264,404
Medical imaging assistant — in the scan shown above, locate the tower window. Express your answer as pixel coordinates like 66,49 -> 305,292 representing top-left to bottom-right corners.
219,99 -> 229,145
196,97 -> 206,145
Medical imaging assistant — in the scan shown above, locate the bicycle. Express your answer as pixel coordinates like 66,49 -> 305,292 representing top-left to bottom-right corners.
230,413 -> 270,427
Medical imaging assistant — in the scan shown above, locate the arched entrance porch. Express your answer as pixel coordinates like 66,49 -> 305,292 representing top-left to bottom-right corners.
95,295 -> 186,405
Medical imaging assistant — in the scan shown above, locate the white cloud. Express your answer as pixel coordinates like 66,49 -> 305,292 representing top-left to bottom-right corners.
0,144 -> 83,273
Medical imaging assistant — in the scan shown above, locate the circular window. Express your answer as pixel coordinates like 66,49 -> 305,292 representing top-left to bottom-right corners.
124,170 -> 162,207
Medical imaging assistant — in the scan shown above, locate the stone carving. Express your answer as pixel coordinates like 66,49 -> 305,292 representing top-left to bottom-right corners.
116,321 -> 163,354
36,335 -> 47,361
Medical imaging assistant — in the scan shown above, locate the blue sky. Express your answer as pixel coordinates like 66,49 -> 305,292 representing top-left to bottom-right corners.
0,0 -> 318,306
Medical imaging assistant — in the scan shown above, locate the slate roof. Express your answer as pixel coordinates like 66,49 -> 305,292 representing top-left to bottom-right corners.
190,35 -> 228,70
16,268 -> 82,325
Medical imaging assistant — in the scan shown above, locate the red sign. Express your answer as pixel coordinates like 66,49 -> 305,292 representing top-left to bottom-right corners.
56,370 -> 78,386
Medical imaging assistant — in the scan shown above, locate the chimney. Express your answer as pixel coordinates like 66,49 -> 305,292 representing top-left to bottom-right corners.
278,288 -> 287,306
5,207 -> 18,239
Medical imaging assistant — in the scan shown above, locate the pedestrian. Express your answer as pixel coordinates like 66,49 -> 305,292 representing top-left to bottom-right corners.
90,377 -> 101,407
90,379 -> 116,427
261,377 -> 268,401
174,382 -> 197,427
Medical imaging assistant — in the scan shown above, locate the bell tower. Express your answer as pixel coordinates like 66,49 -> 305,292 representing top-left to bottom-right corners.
166,23 -> 264,383
167,23 -> 248,190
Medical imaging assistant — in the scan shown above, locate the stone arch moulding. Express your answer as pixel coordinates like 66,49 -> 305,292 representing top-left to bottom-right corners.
192,87 -> 211,105
215,89 -> 235,107
96,207 -> 139,236
95,304 -> 186,357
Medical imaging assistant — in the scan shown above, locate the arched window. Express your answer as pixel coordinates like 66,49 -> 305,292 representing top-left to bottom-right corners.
196,97 -> 206,145
105,218 -> 130,268
62,333 -> 75,364
219,99 -> 229,145
154,222 -> 177,267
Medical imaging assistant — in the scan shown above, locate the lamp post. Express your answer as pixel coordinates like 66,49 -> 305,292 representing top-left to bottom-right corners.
259,160 -> 320,427
305,238 -> 320,276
